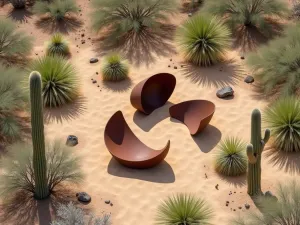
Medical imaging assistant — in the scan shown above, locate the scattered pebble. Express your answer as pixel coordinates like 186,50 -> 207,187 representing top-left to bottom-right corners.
241,56 -> 245,60
216,86 -> 234,99
76,192 -> 91,203
66,135 -> 78,147
245,203 -> 250,209
215,184 -> 219,190
174,66 -> 177,69
244,75 -> 254,84
92,80 -> 97,84
90,58 -> 99,63
105,200 -> 110,204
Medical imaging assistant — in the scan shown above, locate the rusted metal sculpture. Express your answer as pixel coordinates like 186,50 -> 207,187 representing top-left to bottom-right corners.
104,111 -> 170,169
130,73 -> 176,114
169,100 -> 215,136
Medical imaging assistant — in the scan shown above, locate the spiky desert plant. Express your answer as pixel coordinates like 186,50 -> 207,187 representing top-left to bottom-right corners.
232,180 -> 300,225
102,54 -> 129,81
176,14 -> 231,67
264,97 -> 300,152
0,18 -> 33,64
201,0 -> 288,37
0,65 -> 27,142
33,0 -> 79,21
247,25 -> 300,96
247,109 -> 270,196
51,202 -> 111,225
91,0 -> 177,39
30,71 -> 49,199
214,137 -> 247,176
29,56 -> 79,108
156,193 -> 213,225
8,0 -> 26,9
0,140 -> 83,198
46,33 -> 70,57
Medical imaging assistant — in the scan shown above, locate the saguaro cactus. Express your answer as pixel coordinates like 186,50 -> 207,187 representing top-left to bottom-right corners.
29,71 -> 49,199
247,109 -> 270,196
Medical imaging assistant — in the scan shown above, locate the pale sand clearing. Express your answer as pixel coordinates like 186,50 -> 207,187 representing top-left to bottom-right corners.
0,0 -> 299,224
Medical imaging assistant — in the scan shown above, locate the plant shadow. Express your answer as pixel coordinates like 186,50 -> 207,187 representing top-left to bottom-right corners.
44,96 -> 87,124
180,58 -> 243,88
102,79 -> 133,93
8,7 -> 32,23
107,158 -> 175,183
93,24 -> 177,67
133,101 -> 174,132
35,16 -> 83,34
218,174 -> 247,188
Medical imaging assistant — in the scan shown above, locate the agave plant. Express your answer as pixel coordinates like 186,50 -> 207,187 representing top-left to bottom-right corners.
156,193 -> 213,225
91,0 -> 177,40
0,18 -> 33,64
176,14 -> 231,66
247,25 -> 300,96
29,56 -> 79,108
46,33 -> 70,57
263,97 -> 300,152
201,0 -> 288,37
214,137 -> 247,176
102,54 -> 129,81
33,0 -> 79,21
0,65 -> 27,142
231,180 -> 300,225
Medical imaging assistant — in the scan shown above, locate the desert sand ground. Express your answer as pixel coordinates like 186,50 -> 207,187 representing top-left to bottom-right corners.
0,0 -> 299,224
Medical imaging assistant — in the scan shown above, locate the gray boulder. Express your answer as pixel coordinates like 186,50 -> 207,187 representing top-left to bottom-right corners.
244,75 -> 254,84
216,86 -> 234,98
76,192 -> 91,203
66,135 -> 78,147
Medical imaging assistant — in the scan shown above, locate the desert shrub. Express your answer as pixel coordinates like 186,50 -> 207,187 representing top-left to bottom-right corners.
231,180 -> 300,225
91,0 -> 177,40
0,140 -> 83,198
46,33 -> 70,57
0,65 -> 27,142
292,0 -> 300,19
214,137 -> 247,176
0,18 -> 33,64
51,202 -> 111,225
102,54 -> 129,82
176,14 -> 231,66
247,25 -> 300,96
8,0 -> 26,8
201,0 -> 288,38
29,56 -> 79,108
33,0 -> 79,21
156,193 -> 213,225
263,97 -> 300,152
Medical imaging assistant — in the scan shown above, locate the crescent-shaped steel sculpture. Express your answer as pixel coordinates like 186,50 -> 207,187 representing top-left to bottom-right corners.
169,100 -> 215,136
104,111 -> 170,169
130,73 -> 176,115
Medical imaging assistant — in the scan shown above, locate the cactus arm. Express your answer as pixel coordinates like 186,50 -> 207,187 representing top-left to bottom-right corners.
263,129 -> 270,144
247,144 -> 257,164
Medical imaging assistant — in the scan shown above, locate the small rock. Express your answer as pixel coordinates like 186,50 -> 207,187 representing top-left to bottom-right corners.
90,58 -> 99,63
188,13 -> 192,17
66,135 -> 78,146
215,184 -> 219,190
170,59 -> 172,61
174,66 -> 177,69
81,33 -> 84,37
238,206 -> 242,209
244,75 -> 254,84
97,85 -> 100,87
96,72 -> 99,75
226,201 -> 229,204
76,192 -> 91,203
105,200 -> 110,204
181,65 -> 184,68
233,209 -> 236,211
81,40 -> 85,44
241,56 -> 245,60
216,86 -> 234,98
245,203 -> 250,209
92,80 -> 97,84
168,65 -> 171,67
110,203 -> 113,206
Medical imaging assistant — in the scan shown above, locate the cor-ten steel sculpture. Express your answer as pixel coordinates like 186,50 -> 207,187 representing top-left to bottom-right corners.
104,111 -> 170,169
169,100 -> 215,136
130,73 -> 176,114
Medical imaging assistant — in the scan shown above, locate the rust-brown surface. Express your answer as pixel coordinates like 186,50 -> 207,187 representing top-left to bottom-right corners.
104,111 -> 170,169
169,100 -> 215,135
130,73 -> 176,114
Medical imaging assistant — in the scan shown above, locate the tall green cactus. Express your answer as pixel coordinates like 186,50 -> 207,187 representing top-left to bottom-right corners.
247,109 -> 270,196
29,71 -> 49,199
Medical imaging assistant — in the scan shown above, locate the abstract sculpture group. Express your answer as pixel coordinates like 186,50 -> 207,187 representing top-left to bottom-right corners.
104,73 -> 216,169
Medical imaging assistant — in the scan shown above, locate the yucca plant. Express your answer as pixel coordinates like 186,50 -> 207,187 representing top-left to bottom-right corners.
102,54 -> 129,81
247,25 -> 300,96
0,65 -> 27,142
46,33 -> 70,57
156,193 -> 213,225
29,56 -> 79,108
214,137 -> 247,176
201,0 -> 288,38
0,18 -> 33,64
8,0 -> 26,8
263,97 -> 300,152
91,0 -> 177,40
33,0 -> 79,21
176,14 -> 231,67
231,180 -> 300,225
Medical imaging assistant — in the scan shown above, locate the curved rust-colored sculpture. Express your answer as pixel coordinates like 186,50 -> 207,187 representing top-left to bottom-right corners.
104,111 -> 170,169
169,100 -> 215,136
130,73 -> 176,114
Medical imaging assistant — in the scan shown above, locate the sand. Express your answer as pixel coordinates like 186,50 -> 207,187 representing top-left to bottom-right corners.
0,0 -> 299,224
